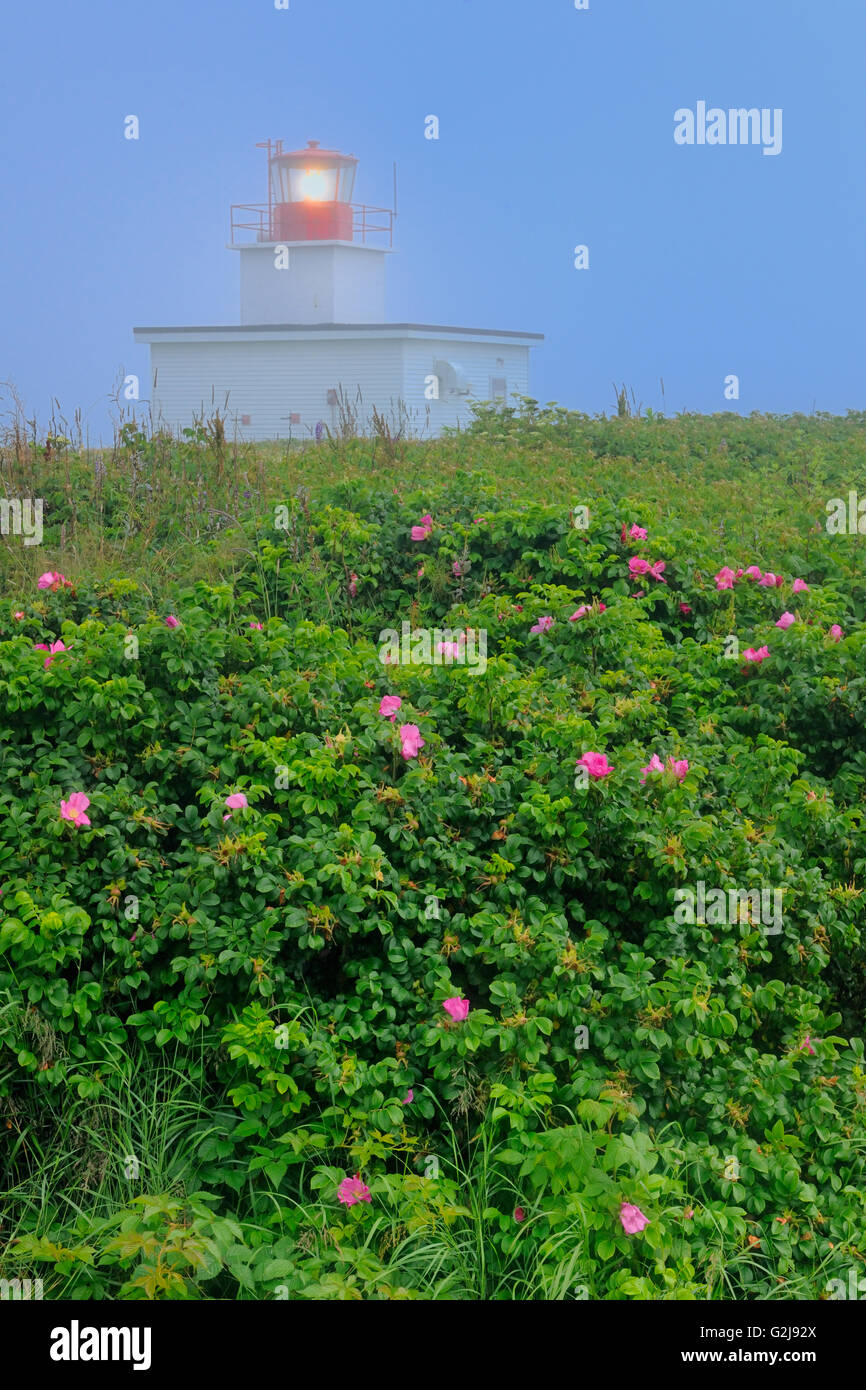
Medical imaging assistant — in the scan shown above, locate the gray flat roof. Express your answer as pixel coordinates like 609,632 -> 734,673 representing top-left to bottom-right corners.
133,321 -> 543,342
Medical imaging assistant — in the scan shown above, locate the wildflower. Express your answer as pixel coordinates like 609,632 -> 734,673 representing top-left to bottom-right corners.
792,578 -> 809,593
629,556 -> 651,577
165,614 -> 180,628
569,602 -> 606,622
679,602 -> 692,614
640,753 -> 665,782
13,611 -> 25,620
529,615 -> 554,634
743,645 -> 770,664
337,1173 -> 372,1207
743,565 -> 763,581
223,791 -> 249,821
402,1089 -> 414,1105
436,641 -> 462,659
667,757 -> 689,782
249,621 -> 264,630
348,573 -> 358,598
684,1208 -> 695,1220
443,996 -> 470,1022
799,1035 -> 816,1055
775,612 -> 796,629
417,566 -> 424,579
759,572 -> 777,587
37,571 -> 71,591
60,792 -> 91,828
34,638 -> 66,669
379,695 -> 402,720
648,560 -> 667,582
577,751 -> 613,779
452,561 -> 462,577
715,566 -> 737,590
399,723 -> 425,760
513,1206 -> 526,1223
829,624 -> 843,641
629,524 -> 648,541
411,513 -> 434,541
619,1202 -> 650,1235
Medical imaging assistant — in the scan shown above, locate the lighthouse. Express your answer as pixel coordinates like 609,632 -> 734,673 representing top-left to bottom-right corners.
134,138 -> 543,440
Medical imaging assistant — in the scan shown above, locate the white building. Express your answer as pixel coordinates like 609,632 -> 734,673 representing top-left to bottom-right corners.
133,139 -> 542,440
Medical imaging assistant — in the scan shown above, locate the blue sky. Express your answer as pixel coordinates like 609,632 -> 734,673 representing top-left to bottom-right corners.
0,0 -> 863,437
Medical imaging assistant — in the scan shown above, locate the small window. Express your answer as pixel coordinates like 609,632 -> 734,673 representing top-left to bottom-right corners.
241,414 -> 251,426
490,377 -> 507,402
291,413 -> 301,424
326,389 -> 339,406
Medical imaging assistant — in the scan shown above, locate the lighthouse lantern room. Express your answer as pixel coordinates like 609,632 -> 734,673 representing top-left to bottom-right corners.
134,136 -> 542,439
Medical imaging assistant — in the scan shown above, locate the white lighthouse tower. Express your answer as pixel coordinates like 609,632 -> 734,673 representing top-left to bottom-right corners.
134,138 -> 542,440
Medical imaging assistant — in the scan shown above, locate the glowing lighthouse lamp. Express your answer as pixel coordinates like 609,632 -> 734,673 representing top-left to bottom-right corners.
267,140 -> 359,242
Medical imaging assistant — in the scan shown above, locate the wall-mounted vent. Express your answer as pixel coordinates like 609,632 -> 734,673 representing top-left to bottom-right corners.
433,359 -> 470,396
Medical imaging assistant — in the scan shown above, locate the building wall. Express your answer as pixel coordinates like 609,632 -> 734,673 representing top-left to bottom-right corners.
150,337 -> 407,440
398,338 -> 532,435
147,334 -> 536,440
238,244 -> 387,325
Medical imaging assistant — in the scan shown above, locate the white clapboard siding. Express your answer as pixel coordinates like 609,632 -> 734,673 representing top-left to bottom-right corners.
137,326 -> 542,440
149,338 -> 404,440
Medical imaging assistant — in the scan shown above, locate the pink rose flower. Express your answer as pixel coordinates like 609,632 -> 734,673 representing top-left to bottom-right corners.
223,791 -> 249,821
743,566 -> 763,582
629,556 -> 651,576
759,572 -> 777,587
513,1206 -> 526,1223
165,614 -> 180,628
379,695 -> 402,720
640,753 -> 665,782
829,624 -> 843,642
35,638 -> 67,669
629,524 -> 648,541
577,751 -> 613,779
668,757 -> 689,782
715,567 -> 737,590
60,792 -> 91,827
792,578 -> 809,593
249,621 -> 264,630
443,996 -> 469,1022
743,645 -> 770,664
619,1201 -> 650,1235
529,615 -> 554,634
37,571 -> 72,591
402,1089 -> 414,1105
399,723 -> 425,759
679,602 -> 692,614
799,1035 -> 816,1055
775,612 -> 796,630
337,1173 -> 372,1206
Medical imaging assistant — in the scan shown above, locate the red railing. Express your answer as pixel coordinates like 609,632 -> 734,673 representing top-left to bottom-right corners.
230,203 -> 395,247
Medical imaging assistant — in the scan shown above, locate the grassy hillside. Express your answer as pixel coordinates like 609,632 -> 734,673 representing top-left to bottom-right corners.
1,403 -> 864,1300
